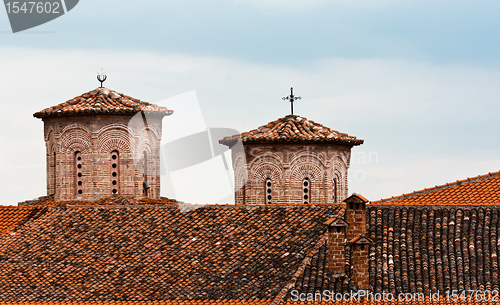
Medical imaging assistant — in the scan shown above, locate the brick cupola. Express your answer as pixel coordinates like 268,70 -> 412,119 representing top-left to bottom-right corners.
34,87 -> 173,202
219,114 -> 363,205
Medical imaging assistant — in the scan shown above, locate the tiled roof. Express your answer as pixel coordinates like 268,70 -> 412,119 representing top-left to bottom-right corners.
368,206 -> 500,295
285,239 -> 351,298
0,300 -> 498,305
372,171 -> 500,206
219,115 -> 363,146
0,206 -> 46,237
283,205 -> 500,300
0,204 -> 341,302
18,195 -> 179,207
280,300 -> 498,304
0,300 -> 271,305
33,88 -> 173,118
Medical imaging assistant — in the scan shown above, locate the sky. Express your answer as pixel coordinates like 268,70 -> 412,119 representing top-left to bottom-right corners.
1,0 -> 500,205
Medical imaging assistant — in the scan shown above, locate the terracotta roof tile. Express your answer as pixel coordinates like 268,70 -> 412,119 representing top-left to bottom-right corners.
0,300 -> 497,304
372,171 -> 500,206
18,195 -> 179,207
0,206 -> 46,237
33,88 -> 173,118
288,204 -> 500,301
0,204 -> 341,301
219,115 -> 363,146
367,205 -> 500,295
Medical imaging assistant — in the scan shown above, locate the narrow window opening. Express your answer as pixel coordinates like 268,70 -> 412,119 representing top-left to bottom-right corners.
265,178 -> 272,204
111,150 -> 120,195
52,152 -> 56,195
333,178 -> 338,203
74,151 -> 82,198
242,179 -> 246,205
303,177 -> 311,204
143,151 -> 149,197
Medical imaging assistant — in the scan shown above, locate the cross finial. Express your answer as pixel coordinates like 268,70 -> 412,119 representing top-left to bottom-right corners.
97,68 -> 107,88
282,87 -> 301,115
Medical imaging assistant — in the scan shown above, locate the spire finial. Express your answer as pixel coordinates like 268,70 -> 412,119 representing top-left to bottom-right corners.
97,68 -> 107,88
282,87 -> 301,115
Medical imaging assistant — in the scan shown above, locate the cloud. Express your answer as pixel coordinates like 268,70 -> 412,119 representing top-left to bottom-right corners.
231,0 -> 413,13
0,46 -> 499,204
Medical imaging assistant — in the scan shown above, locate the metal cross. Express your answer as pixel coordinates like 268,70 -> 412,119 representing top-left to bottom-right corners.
282,87 -> 301,115
97,68 -> 107,88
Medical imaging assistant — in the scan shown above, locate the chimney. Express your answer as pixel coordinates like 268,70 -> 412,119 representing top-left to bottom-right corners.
324,210 -> 349,277
344,193 -> 369,241
349,234 -> 371,290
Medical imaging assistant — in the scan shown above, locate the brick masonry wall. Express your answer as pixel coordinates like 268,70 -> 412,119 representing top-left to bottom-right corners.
345,202 -> 367,242
42,114 -> 163,201
327,226 -> 346,276
352,244 -> 369,290
232,143 -> 353,205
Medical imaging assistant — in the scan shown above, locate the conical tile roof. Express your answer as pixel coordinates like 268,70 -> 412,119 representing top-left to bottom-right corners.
34,87 -> 173,118
219,114 -> 363,146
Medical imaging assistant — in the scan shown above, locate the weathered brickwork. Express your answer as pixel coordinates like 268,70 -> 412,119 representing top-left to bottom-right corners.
231,143 -> 352,205
42,114 -> 163,201
222,115 -> 362,205
344,194 -> 368,241
351,240 -> 370,290
327,226 -> 346,276
324,195 -> 371,288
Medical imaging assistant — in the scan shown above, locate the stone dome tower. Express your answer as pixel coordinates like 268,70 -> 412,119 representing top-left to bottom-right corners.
220,114 -> 363,205
34,87 -> 173,202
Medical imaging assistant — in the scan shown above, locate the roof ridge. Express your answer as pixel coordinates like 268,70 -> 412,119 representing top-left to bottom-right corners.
372,170 -> 500,205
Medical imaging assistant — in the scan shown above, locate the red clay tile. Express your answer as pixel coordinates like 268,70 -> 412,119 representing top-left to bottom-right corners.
219,115 -> 363,146
33,88 -> 173,118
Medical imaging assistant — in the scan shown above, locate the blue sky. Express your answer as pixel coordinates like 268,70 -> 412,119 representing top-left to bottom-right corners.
1,1 -> 499,204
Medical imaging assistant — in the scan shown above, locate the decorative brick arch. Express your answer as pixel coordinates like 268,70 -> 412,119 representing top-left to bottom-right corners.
290,158 -> 324,204
330,155 -> 349,201
135,127 -> 160,153
233,153 -> 248,189
97,125 -> 132,153
46,134 -> 57,196
59,124 -> 92,153
233,153 -> 248,204
248,154 -> 284,204
44,127 -> 55,142
250,153 -> 284,181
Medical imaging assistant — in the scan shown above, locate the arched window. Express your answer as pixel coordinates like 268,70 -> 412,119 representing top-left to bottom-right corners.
265,178 -> 272,204
242,179 -> 246,205
333,178 -> 338,203
303,177 -> 311,204
111,150 -> 120,194
74,151 -> 82,198
52,152 -> 56,195
143,151 -> 149,196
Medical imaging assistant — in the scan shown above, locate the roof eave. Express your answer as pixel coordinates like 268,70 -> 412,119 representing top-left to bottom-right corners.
33,110 -> 173,119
